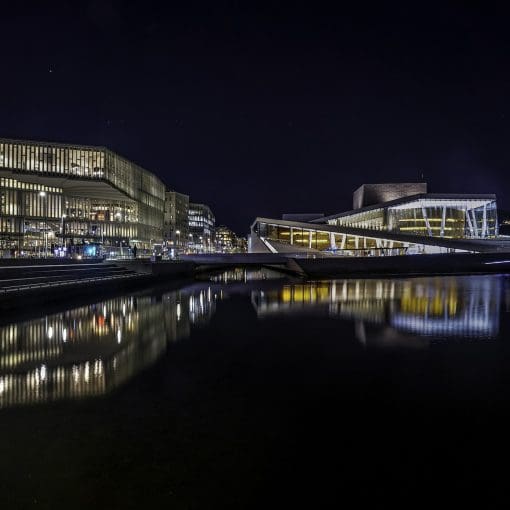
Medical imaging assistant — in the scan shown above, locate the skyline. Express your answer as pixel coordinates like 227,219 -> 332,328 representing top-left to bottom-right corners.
1,3 -> 510,232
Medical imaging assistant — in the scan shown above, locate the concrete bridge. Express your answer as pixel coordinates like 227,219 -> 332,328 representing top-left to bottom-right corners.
179,253 -> 288,266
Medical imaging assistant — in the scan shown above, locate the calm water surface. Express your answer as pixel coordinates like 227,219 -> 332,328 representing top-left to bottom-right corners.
1,269 -> 510,507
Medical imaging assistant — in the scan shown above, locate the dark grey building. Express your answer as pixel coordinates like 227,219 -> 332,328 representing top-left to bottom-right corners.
352,182 -> 428,210
164,190 -> 189,252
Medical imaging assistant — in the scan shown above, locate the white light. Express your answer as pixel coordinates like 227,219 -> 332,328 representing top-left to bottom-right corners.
117,329 -> 122,343
47,326 -> 54,339
62,328 -> 67,342
40,365 -> 47,381
39,191 -> 47,197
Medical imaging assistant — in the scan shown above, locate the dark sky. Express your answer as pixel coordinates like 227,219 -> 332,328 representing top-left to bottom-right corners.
1,2 -> 510,233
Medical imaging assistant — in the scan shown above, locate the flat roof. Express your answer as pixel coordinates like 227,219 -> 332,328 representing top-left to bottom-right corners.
0,136 -> 165,188
313,193 -> 497,223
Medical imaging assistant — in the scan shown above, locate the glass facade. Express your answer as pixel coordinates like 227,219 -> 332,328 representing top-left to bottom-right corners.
328,197 -> 498,239
0,138 -> 165,255
188,203 -> 215,253
255,221 -> 416,256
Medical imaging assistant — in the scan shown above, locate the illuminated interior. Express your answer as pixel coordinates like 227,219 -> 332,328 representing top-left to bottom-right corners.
0,139 -> 165,253
327,196 -> 498,239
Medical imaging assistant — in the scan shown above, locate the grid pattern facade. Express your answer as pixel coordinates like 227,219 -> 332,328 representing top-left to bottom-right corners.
0,138 -> 165,253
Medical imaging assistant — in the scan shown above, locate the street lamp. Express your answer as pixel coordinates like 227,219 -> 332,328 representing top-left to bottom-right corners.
39,191 -> 48,257
175,230 -> 181,257
61,214 -> 67,251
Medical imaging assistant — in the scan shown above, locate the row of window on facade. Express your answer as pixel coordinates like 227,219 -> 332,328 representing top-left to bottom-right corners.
257,223 -> 408,251
0,141 -> 166,204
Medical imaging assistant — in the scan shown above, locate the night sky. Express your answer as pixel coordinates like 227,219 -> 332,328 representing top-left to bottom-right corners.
1,2 -> 510,233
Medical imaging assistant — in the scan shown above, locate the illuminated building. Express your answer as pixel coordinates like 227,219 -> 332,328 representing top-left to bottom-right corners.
214,225 -> 247,253
0,138 -> 165,256
188,202 -> 215,253
164,190 -> 189,253
235,236 -> 248,253
250,182 -> 503,256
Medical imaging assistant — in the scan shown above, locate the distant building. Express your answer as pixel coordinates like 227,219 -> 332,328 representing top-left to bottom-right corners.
215,226 -> 236,253
188,202 -> 215,253
164,190 -> 189,253
214,225 -> 247,253
234,236 -> 248,253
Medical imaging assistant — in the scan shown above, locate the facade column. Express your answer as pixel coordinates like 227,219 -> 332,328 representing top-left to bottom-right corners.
471,209 -> 479,237
308,230 -> 312,249
329,232 -> 336,250
421,207 -> 433,236
440,206 -> 446,237
482,204 -> 487,238
290,227 -> 294,245
466,209 -> 475,237
340,234 -> 346,250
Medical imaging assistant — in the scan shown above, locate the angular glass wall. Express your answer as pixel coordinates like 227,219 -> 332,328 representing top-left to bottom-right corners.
328,197 -> 498,239
254,221 -> 411,256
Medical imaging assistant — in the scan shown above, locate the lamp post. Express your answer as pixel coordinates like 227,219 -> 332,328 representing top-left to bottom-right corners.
39,191 -> 48,257
61,214 -> 67,254
176,230 -> 181,255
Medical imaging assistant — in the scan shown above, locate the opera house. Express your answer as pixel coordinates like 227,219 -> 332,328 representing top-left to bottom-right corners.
249,183 -> 508,256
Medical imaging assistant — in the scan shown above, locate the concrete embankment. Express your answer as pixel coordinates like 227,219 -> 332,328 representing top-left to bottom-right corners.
293,251 -> 510,278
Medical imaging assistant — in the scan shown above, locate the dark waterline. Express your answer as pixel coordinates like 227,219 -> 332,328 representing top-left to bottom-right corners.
1,269 -> 510,507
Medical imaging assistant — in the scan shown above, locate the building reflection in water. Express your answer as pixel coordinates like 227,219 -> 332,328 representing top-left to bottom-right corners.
0,285 -> 216,409
252,276 -> 502,345
207,267 -> 288,283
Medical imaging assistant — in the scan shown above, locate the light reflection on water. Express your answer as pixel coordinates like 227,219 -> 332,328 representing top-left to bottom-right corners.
0,286 -> 216,409
251,275 -> 503,344
0,271 -> 507,408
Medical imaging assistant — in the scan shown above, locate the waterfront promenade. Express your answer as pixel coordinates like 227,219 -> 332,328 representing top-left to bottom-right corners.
4,250 -> 510,310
